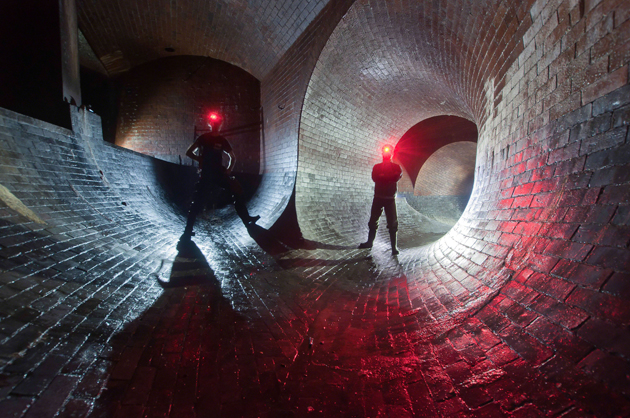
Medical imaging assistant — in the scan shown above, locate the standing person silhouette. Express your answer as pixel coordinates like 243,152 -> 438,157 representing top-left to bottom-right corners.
359,145 -> 403,255
180,112 -> 259,243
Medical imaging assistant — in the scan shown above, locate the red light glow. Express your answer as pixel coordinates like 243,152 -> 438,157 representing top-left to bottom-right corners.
208,113 -> 220,121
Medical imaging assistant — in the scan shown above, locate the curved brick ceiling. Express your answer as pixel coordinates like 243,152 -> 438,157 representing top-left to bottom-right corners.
76,0 -> 329,79
296,0 -> 529,243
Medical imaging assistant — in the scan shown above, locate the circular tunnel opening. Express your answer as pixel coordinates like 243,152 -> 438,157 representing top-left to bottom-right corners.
396,115 -> 478,226
294,0 -> 479,251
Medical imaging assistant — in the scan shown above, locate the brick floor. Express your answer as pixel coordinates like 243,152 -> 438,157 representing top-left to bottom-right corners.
1,204 -> 628,417
1,109 -> 629,416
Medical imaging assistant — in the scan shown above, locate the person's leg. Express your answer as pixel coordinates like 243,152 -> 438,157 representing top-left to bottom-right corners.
234,198 -> 260,224
182,179 -> 206,239
226,175 -> 259,225
359,198 -> 383,248
384,199 -> 399,255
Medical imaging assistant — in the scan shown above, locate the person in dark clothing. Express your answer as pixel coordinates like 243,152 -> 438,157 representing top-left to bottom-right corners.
359,145 -> 403,255
180,113 -> 259,242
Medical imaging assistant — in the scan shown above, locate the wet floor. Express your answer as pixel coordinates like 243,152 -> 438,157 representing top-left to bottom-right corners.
1,203 -> 626,418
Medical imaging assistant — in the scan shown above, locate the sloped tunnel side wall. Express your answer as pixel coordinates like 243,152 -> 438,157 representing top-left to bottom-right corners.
296,0 -> 630,406
249,0 -> 357,229
0,106 -> 195,281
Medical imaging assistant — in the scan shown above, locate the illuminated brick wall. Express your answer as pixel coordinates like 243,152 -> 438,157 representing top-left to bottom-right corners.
295,0 -> 630,408
414,142 -> 476,197
77,0 -> 329,80
115,56 -> 261,176
246,0 -> 356,228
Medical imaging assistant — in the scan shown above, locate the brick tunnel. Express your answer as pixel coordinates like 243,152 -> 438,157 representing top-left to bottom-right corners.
0,0 -> 629,417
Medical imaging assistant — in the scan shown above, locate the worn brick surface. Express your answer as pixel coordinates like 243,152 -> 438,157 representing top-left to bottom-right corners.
2,0 -> 630,416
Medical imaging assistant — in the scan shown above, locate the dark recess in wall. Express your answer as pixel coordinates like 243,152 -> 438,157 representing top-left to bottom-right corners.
0,0 -> 71,128
80,67 -> 119,143
115,56 -> 261,175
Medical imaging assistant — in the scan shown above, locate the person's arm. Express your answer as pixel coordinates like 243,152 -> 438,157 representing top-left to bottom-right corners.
394,164 -> 402,182
224,150 -> 235,174
371,164 -> 380,182
186,139 -> 201,162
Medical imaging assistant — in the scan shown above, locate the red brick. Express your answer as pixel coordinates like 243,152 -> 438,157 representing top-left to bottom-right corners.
525,317 -> 591,362
529,293 -> 589,329
599,184 -> 630,205
540,222 -> 580,240
562,206 -> 591,223
586,245 -> 630,271
526,272 -> 576,300
486,343 -> 520,367
602,272 -> 630,297
500,297 -> 539,327
477,304 -> 511,333
551,259 -> 612,287
567,286 -> 630,325
531,165 -> 555,182
578,349 -> 630,395
513,182 -> 535,196
546,240 -> 593,261
572,224 -> 604,244
498,324 -> 554,367
552,155 -> 586,177
550,91 -> 582,121
582,65 -> 629,105
610,25 -> 630,70
529,254 -> 561,274
578,317 -> 630,357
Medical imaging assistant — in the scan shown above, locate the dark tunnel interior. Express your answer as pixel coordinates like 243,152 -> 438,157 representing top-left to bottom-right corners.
0,0 -> 630,417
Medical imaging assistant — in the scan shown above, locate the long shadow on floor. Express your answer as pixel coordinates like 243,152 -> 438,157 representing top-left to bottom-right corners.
95,240 -> 292,417
245,223 -> 355,256
153,239 -> 221,289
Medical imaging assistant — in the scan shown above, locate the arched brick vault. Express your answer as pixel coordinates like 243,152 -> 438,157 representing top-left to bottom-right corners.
76,0 -> 330,79
0,0 -> 629,415
296,0 -> 529,244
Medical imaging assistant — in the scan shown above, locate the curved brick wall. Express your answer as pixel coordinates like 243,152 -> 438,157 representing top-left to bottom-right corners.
115,56 -> 261,175
295,0 -> 490,244
1,0 -> 629,414
296,0 -> 630,408
414,142 -> 476,197
246,0 -> 356,228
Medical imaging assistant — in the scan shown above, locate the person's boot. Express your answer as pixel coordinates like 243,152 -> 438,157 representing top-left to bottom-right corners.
390,230 -> 399,255
359,227 -> 377,249
234,200 -> 260,225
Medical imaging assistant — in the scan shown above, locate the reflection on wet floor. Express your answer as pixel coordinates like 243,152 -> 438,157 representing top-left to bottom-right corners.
123,213 -> 454,416
2,202 -> 618,417
89,204 -> 486,416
